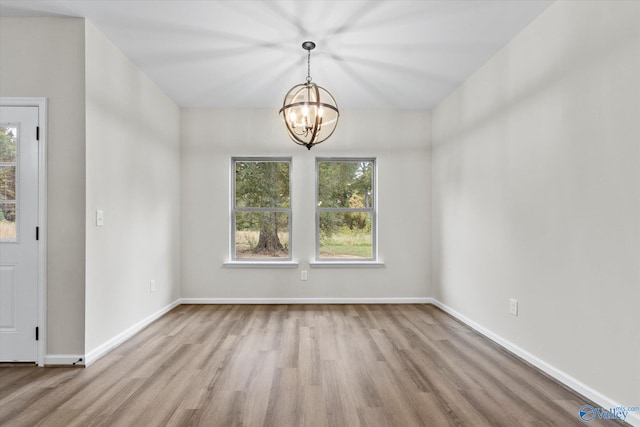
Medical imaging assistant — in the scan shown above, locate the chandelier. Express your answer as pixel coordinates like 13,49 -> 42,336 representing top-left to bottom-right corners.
280,41 -> 339,150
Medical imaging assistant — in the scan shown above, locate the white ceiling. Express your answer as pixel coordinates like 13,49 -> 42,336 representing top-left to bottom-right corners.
0,0 -> 553,110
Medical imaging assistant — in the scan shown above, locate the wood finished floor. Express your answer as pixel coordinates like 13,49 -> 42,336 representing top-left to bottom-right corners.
0,304 -> 624,426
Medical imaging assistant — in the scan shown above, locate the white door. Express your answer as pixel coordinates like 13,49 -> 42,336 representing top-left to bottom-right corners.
0,106 -> 39,362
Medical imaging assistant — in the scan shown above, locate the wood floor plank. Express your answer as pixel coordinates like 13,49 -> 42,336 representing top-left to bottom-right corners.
264,367 -> 301,427
241,350 -> 278,426
357,406 -> 394,427
299,385 -> 330,427
320,360 -> 361,427
0,304 -> 625,427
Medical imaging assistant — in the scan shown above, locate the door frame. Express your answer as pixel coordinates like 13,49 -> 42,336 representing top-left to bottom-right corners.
1,97 -> 47,366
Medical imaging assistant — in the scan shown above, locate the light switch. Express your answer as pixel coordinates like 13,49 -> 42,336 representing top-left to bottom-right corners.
96,210 -> 104,227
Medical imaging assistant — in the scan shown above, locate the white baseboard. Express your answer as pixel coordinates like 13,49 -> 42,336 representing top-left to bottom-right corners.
627,411 -> 640,427
179,297 -> 434,305
84,299 -> 181,367
430,299 -> 640,427
628,410 -> 640,426
44,354 -> 85,366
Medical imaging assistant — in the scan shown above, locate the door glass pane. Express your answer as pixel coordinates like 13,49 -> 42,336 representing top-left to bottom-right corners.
0,166 -> 16,201
0,126 -> 17,163
319,212 -> 373,259
0,125 -> 17,241
0,203 -> 16,240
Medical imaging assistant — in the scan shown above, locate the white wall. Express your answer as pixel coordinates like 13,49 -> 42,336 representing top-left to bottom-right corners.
0,18 -> 86,355
84,23 -> 181,354
432,0 -> 640,407
181,109 -> 431,300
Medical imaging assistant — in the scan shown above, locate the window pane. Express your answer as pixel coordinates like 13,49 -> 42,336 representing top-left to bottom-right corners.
319,212 -> 373,259
0,166 -> 16,201
318,161 -> 373,208
235,211 -> 289,259
0,203 -> 16,240
235,161 -> 290,208
0,126 -> 17,163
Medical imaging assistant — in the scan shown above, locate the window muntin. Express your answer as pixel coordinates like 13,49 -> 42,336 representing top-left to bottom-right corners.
232,158 -> 291,260
316,158 -> 376,260
0,125 -> 18,241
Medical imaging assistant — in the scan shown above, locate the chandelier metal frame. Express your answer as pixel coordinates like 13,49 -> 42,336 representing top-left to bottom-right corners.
279,41 -> 339,150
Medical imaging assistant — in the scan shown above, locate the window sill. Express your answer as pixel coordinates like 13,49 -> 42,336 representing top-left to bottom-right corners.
223,260 -> 299,269
310,260 -> 385,268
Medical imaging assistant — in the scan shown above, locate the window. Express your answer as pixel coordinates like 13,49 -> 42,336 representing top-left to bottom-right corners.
316,158 -> 376,260
232,158 -> 291,260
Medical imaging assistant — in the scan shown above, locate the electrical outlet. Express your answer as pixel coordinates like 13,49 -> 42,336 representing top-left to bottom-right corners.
150,280 -> 156,293
509,298 -> 518,316
300,270 -> 308,281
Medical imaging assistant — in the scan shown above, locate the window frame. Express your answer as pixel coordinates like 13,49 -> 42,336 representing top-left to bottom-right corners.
230,156 -> 293,262
315,157 -> 377,262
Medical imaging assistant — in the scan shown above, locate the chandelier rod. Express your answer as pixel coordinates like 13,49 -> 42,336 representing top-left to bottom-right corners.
302,40 -> 315,83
